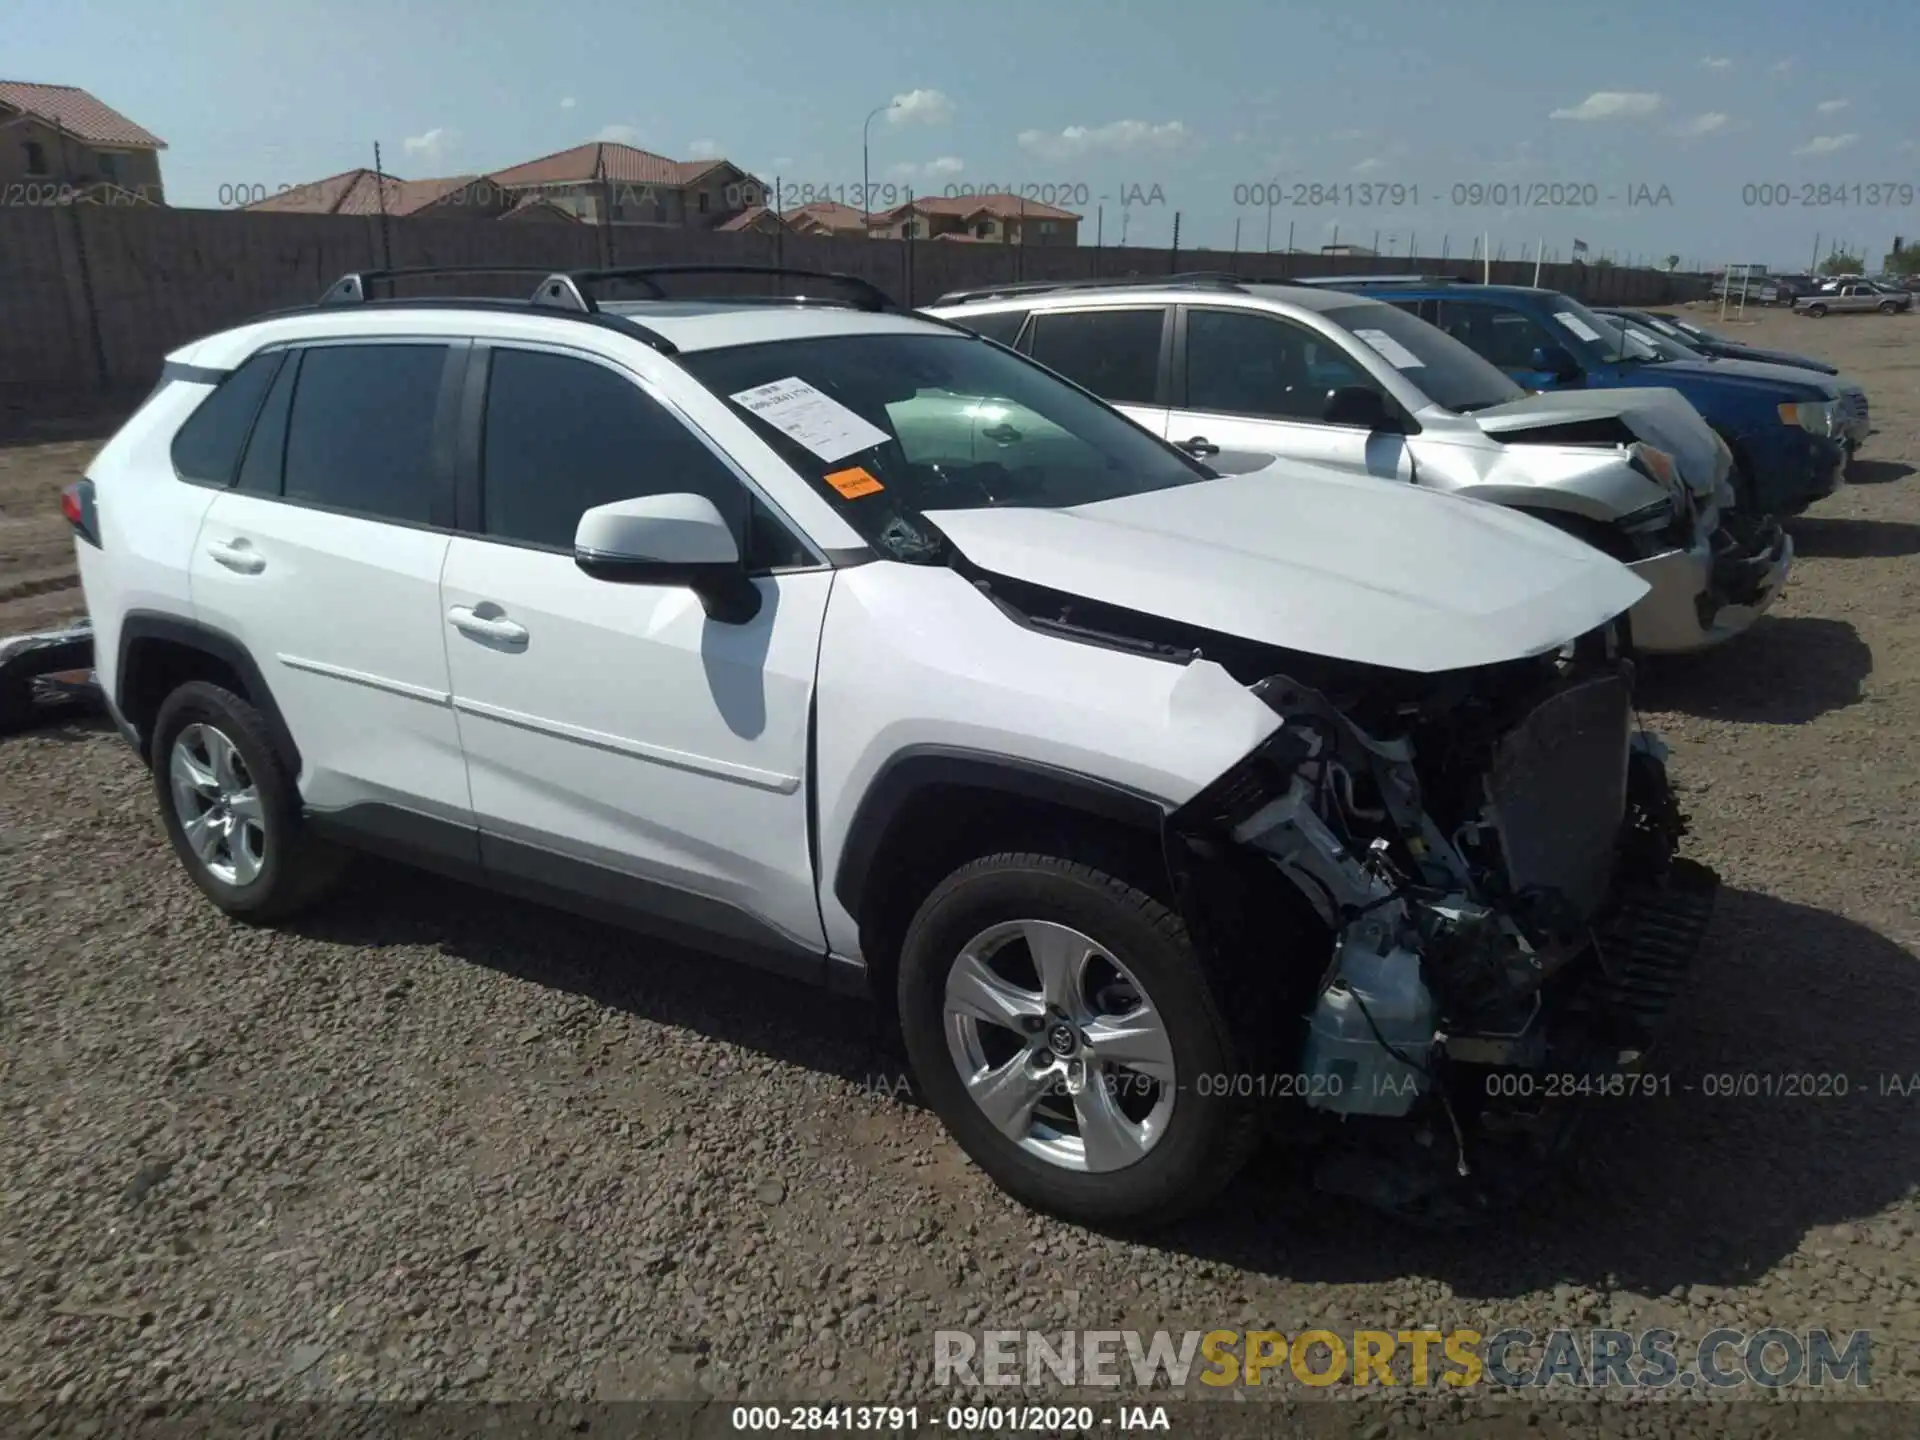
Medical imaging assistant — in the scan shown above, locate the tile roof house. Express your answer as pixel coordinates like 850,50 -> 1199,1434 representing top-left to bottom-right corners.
243,169 -> 516,218
249,141 -> 768,229
481,142 -> 769,228
0,80 -> 168,204
716,205 -> 789,236
781,201 -> 869,237
865,194 -> 1080,246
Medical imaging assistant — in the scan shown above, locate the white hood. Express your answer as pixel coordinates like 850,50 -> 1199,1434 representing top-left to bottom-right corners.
926,463 -> 1649,675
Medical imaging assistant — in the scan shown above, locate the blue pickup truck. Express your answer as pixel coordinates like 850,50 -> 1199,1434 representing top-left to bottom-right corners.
1324,280 -> 1847,517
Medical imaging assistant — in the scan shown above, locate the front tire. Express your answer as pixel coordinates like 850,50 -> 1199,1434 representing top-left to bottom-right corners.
1805,303 -> 1828,317
1879,301 -> 1900,315
897,851 -> 1258,1228
151,681 -> 343,921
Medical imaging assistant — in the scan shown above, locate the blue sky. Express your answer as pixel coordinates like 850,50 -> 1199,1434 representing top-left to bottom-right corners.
14,0 -> 1920,267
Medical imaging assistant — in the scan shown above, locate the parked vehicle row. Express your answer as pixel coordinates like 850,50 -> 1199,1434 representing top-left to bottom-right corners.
64,264 -> 1724,1231
927,274 -> 1809,652
1593,307 -> 1869,453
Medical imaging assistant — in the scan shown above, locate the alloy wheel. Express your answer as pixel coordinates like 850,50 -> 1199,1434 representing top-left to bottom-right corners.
169,722 -> 267,886
942,919 -> 1177,1172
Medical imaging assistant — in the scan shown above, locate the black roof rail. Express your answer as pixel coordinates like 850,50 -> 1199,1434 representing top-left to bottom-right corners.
540,264 -> 898,313
318,267 -> 557,305
307,262 -> 981,354
1283,273 -> 1466,287
930,272 -> 1250,306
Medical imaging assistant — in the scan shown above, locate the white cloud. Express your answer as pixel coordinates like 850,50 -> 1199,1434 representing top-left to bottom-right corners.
887,89 -> 956,126
1351,156 -> 1389,175
1701,56 -> 1733,70
560,97 -> 577,110
1549,91 -> 1663,121
1816,98 -> 1850,114
687,138 -> 723,159
595,124 -> 643,145
885,156 -> 965,182
1491,141 -> 1541,173
1329,128 -> 1372,142
770,155 -> 794,169
1016,119 -> 1191,160
401,127 -> 459,165
1674,112 -> 1730,138
1794,133 -> 1859,156
1771,59 -> 1794,75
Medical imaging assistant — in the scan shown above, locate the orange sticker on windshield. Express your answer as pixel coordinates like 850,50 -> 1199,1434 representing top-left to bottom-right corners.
825,466 -> 885,499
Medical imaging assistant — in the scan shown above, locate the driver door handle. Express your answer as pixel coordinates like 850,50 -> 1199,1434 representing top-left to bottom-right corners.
1179,435 -> 1221,457
447,605 -> 529,646
205,538 -> 266,574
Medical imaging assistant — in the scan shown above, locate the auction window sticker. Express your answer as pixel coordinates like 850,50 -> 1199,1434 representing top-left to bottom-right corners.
1351,328 -> 1426,369
728,377 -> 890,463
1552,312 -> 1604,343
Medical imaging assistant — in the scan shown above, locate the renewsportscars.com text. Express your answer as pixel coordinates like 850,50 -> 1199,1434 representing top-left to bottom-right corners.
934,1327 -> 1872,1390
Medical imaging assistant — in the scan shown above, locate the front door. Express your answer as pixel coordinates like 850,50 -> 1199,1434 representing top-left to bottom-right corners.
1167,305 -> 1415,481
437,343 -> 831,966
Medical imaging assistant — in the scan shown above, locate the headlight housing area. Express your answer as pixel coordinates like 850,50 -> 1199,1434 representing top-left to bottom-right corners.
1778,399 -> 1839,436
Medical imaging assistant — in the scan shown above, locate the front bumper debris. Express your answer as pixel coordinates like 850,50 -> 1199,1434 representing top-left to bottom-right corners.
1626,518 -> 1791,653
0,618 -> 101,733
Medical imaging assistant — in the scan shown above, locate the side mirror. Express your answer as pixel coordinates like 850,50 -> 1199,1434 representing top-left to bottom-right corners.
1322,386 -> 1400,432
1529,344 -> 1582,379
574,493 -> 761,623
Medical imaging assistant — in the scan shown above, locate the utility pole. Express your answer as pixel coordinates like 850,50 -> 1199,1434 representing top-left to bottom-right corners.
372,140 -> 393,270
1170,211 -> 1181,272
861,100 -> 899,238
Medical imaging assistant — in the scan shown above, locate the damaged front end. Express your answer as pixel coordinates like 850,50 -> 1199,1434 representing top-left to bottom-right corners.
1165,628 -> 1718,1224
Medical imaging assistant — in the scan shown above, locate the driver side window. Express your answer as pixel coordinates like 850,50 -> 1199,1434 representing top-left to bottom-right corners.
479,347 -> 810,570
1183,308 -> 1378,422
1432,301 -> 1562,371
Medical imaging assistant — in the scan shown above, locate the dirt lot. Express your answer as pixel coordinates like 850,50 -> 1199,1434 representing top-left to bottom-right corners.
2,307 -> 1918,1429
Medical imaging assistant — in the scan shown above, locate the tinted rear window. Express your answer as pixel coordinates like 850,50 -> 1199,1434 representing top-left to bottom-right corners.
953,309 -> 1028,347
1026,308 -> 1165,405
282,344 -> 448,523
170,352 -> 283,487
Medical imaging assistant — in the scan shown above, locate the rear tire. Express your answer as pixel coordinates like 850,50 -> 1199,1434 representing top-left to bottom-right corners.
898,851 -> 1259,1228
151,681 -> 343,921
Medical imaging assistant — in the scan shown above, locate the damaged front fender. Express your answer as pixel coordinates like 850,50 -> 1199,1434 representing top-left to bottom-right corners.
1164,656 -> 1718,1201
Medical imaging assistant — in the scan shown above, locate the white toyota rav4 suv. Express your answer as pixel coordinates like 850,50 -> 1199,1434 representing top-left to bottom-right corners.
68,265 -> 1717,1227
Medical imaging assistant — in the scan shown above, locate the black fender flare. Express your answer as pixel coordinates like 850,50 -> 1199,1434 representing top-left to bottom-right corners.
116,610 -> 302,775
831,745 -> 1169,921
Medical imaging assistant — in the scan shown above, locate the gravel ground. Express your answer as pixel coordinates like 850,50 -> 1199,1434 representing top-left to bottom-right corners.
2,307 -> 1918,1429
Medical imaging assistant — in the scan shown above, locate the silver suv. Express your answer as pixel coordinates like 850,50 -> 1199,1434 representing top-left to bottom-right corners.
926,276 -> 1791,654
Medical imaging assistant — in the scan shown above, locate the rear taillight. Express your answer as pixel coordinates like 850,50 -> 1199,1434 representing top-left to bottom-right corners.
62,478 -> 101,548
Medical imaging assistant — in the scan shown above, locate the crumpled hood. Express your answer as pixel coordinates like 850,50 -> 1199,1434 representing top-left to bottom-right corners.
1472,386 -> 1726,499
926,462 -> 1650,675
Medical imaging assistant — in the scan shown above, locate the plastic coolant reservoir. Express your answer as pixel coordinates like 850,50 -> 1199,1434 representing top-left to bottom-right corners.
1300,939 -> 1435,1118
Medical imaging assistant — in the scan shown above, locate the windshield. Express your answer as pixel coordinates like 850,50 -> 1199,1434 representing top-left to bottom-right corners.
1593,315 -> 1702,364
1319,297 -> 1524,413
1536,295 -> 1652,367
680,331 -> 1211,561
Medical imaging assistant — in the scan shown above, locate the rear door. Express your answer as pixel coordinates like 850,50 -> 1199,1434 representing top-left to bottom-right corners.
1166,305 -> 1415,481
1020,306 -> 1174,441
189,339 -> 473,834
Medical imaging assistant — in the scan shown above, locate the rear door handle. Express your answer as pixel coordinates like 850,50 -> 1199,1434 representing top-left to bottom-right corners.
1179,436 -> 1221,457
447,605 -> 529,646
205,538 -> 265,574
